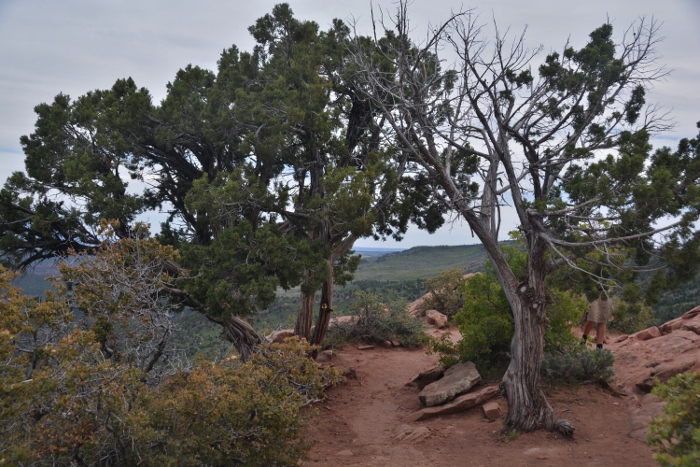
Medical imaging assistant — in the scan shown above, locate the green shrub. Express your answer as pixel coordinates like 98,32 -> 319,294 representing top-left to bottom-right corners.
608,297 -> 655,334
434,241 -> 582,374
543,347 -> 615,384
422,331 -> 460,368
454,271 -> 514,372
420,268 -> 466,319
325,291 -> 427,348
647,372 -> 700,466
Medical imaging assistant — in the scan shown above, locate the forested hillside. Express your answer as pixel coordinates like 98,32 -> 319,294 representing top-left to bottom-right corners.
14,241 -> 698,340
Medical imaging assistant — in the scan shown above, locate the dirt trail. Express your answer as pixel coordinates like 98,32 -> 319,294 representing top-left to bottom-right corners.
305,333 -> 658,467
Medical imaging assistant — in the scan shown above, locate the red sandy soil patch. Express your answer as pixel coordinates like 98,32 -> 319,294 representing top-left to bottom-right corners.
304,336 -> 658,467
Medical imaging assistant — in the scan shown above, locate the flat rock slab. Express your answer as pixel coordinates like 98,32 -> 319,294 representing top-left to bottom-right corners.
419,361 -> 481,407
407,365 -> 445,390
407,385 -> 498,422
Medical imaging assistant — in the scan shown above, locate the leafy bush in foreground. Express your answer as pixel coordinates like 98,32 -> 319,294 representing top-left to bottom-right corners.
647,372 -> 700,466
1,248 -> 340,466
543,347 -> 615,384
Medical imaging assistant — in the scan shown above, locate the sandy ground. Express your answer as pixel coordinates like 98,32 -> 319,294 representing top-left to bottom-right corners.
304,338 -> 658,467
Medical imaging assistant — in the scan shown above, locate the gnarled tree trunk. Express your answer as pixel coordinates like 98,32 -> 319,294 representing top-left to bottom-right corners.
310,261 -> 334,349
496,235 -> 563,431
294,270 -> 316,341
207,315 -> 263,361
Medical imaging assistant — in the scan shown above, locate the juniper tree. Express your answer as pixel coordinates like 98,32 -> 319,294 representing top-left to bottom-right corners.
350,3 -> 700,432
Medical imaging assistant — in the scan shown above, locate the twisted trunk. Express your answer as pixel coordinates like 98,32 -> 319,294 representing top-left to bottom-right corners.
497,235 -> 558,431
310,260 -> 333,349
207,315 -> 263,361
294,270 -> 316,341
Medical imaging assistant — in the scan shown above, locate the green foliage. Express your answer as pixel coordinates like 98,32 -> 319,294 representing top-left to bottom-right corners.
542,347 -> 615,385
422,332 -> 460,368
647,372 -> 700,466
324,291 -> 427,348
608,297 -> 655,334
454,271 -> 514,371
445,242 -> 583,373
420,268 -> 466,319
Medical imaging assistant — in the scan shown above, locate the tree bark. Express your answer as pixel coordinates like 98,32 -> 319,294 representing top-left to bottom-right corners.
294,270 -> 316,341
310,261 -> 334,350
207,315 -> 263,361
498,235 -> 558,431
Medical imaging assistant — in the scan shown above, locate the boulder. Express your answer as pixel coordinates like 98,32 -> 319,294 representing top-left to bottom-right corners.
315,350 -> 334,363
631,326 -> 661,341
330,315 -> 358,326
407,366 -> 445,390
482,401 -> 502,420
418,362 -> 481,407
406,385 -> 499,422
268,329 -> 294,343
426,310 -> 448,328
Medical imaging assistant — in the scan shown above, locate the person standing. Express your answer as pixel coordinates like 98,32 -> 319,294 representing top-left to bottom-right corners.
580,292 -> 613,349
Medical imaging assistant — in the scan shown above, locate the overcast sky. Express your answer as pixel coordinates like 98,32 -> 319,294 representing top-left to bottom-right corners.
1,0 -> 698,248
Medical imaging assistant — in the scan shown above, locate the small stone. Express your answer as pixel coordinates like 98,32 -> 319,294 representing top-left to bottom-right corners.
336,449 -> 353,456
482,401 -> 501,420
382,340 -> 393,348
357,345 -> 375,350
316,350 -> 334,362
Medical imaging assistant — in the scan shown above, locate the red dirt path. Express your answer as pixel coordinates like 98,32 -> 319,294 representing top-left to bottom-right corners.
304,338 -> 658,467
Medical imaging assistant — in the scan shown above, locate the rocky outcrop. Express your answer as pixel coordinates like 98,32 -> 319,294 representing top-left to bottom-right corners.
406,385 -> 499,422
425,310 -> 448,328
610,306 -> 700,440
658,305 -> 700,335
418,361 -> 481,407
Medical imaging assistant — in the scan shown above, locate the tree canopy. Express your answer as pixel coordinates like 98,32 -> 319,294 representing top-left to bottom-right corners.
348,2 -> 700,431
0,4 -> 444,353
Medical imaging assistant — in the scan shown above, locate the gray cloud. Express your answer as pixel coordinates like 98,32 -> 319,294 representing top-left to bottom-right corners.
1,0 -> 698,247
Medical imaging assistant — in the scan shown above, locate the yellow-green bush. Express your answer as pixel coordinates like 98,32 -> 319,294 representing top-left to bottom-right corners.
1,248 -> 341,466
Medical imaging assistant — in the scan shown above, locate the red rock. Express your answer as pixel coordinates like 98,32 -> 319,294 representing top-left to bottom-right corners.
268,329 -> 294,343
482,401 -> 502,420
407,366 -> 445,390
426,310 -> 448,328
632,326 -> 661,341
419,362 -> 481,406
406,385 -> 499,421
